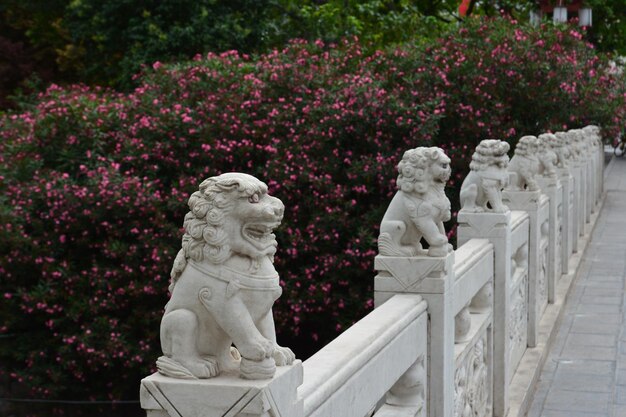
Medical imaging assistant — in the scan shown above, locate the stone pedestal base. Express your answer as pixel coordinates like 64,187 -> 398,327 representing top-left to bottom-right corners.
140,362 -> 303,417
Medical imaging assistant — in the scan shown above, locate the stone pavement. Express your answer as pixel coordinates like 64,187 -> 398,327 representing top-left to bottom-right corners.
526,156 -> 626,417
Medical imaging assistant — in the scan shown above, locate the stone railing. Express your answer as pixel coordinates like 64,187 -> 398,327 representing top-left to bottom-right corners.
139,125 -> 605,417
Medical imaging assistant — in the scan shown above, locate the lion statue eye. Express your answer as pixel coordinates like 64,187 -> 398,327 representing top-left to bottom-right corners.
248,193 -> 260,203
441,163 -> 448,169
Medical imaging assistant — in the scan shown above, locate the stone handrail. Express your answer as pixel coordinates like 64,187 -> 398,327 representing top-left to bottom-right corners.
140,126 -> 605,417
301,294 -> 428,417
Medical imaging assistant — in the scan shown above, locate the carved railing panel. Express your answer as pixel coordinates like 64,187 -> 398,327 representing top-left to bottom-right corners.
508,212 -> 529,380
453,239 -> 494,417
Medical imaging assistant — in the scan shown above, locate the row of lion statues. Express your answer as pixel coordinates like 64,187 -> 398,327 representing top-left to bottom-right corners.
154,126 -> 601,381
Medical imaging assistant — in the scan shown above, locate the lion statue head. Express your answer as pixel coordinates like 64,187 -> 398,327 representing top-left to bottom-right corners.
469,139 -> 510,172
169,173 -> 284,292
514,136 -> 539,158
396,147 -> 451,194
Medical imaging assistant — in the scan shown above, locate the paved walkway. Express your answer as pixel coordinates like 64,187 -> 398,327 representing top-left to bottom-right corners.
527,156 -> 626,417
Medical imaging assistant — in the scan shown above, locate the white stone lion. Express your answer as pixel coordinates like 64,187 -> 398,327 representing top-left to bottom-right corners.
583,125 -> 602,146
157,173 -> 295,380
460,139 -> 510,213
536,133 -> 558,178
507,135 -> 540,191
550,132 -> 570,168
378,147 -> 452,257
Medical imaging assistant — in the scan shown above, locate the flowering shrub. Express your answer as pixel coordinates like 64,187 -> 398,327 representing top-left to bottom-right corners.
0,18 -> 624,405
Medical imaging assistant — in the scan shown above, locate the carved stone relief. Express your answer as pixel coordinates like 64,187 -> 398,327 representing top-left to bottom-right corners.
508,275 -> 528,372
538,220 -> 549,312
556,204 -> 563,279
509,244 -> 528,373
454,332 -> 491,417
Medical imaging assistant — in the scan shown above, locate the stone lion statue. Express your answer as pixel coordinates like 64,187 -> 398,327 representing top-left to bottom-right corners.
507,135 -> 540,191
157,173 -> 295,380
460,139 -> 510,213
536,133 -> 558,178
568,128 -> 587,159
558,131 -> 581,162
378,147 -> 452,257
583,125 -> 601,146
551,132 -> 570,168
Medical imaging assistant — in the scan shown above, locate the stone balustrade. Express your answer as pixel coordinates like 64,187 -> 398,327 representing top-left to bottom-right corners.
140,126 -> 605,417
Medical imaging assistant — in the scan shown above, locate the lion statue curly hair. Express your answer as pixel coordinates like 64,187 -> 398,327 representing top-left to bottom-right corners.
507,135 -> 541,191
378,146 -> 452,257
158,173 -> 295,381
460,139 -> 510,213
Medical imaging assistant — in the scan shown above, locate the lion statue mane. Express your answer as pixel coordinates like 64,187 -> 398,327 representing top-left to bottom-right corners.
378,146 -> 452,258
460,139 -> 510,213
157,172 -> 295,380
507,135 -> 541,191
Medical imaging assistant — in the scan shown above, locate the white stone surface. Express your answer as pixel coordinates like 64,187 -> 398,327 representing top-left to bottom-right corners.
536,176 -> 563,303
502,190 -> 549,348
460,140 -> 511,213
157,173 -> 294,381
536,134 -> 558,179
508,212 -> 530,380
301,294 -> 428,417
506,136 -> 540,191
140,361 -> 303,417
375,253 -> 455,417
558,168 -> 574,270
378,147 -> 452,257
457,210 -> 514,417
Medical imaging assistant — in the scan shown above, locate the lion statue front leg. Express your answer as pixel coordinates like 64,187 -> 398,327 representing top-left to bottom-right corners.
257,310 -> 296,366
482,178 -> 508,213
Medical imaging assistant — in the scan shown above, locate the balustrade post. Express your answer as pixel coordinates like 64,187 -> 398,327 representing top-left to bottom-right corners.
457,139 -> 512,417
535,175 -> 562,302
139,173 -> 303,417
375,254 -> 455,417
572,160 -> 583,246
502,135 -> 550,347
536,133 -> 563,302
502,189 -> 548,348
559,167 -> 574,270
374,146 -> 456,417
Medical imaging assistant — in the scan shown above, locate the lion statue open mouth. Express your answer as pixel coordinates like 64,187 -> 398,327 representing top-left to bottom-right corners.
157,173 -> 295,380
